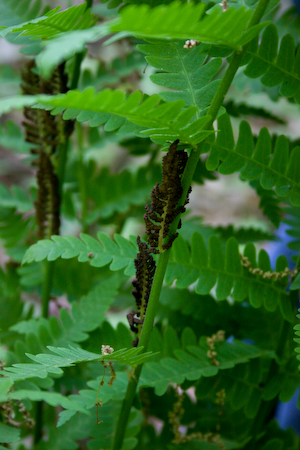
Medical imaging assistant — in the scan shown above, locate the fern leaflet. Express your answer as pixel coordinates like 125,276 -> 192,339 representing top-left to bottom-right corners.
0,4 -> 96,38
22,232 -> 138,275
206,112 -> 300,206
11,275 -> 122,349
0,90 -> 213,146
110,2 -> 266,49
1,346 -> 156,381
139,39 -> 222,117
244,24 -> 300,101
0,0 -> 43,27
140,339 -> 274,395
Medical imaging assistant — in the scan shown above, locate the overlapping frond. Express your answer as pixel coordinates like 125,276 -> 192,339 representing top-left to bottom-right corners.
110,2 -> 266,49
166,233 -> 292,320
197,355 -> 300,420
140,338 -> 273,395
244,24 -> 300,101
1,346 -> 155,382
1,389 -> 87,415
22,230 -> 293,320
0,183 -> 33,212
250,179 -> 282,228
139,39 -> 222,116
206,113 -> 300,206
80,52 -> 146,91
0,90 -> 213,146
294,310 -> 300,370
84,164 -> 161,223
1,4 -> 96,39
0,0 -> 43,27
0,208 -> 35,259
22,232 -> 138,276
0,121 -> 30,153
11,275 -> 121,348
0,422 -> 20,445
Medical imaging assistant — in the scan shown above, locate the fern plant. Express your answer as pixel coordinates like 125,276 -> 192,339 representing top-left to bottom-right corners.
1,0 -> 300,449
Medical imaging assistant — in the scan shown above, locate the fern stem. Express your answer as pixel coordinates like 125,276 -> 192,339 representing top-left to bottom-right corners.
207,0 -> 271,122
112,0 -> 272,447
70,1 -> 93,89
77,122 -> 88,233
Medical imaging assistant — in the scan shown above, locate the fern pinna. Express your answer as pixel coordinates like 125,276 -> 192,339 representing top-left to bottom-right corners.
1,1 -> 300,450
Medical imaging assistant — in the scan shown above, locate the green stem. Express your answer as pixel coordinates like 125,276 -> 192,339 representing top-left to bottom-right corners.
77,122 -> 88,233
70,0 -> 93,90
34,1 -> 93,441
41,261 -> 55,318
112,0 -> 271,448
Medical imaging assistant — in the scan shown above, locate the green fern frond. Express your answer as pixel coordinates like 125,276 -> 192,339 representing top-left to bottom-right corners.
166,233 -> 293,320
22,230 -> 293,320
206,113 -> 300,206
79,52 -> 146,91
294,311 -> 300,370
0,0 -> 43,27
1,4 -> 96,39
244,24 -> 300,101
1,389 -> 88,415
11,275 -> 121,347
35,413 -> 91,450
84,164 -> 161,223
0,422 -> 20,445
1,346 -> 156,382
138,39 -> 222,116
0,265 -> 23,338
0,183 -> 33,212
250,179 -> 282,228
196,358 -> 264,418
197,354 -> 300,420
140,339 -> 273,395
0,121 -> 31,153
215,225 -> 275,243
0,208 -> 35,260
110,3 -> 266,49
22,232 -> 138,276
224,99 -> 285,124
0,90 -> 213,146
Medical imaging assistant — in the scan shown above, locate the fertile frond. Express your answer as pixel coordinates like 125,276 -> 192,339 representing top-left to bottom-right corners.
110,2 -> 266,49
22,232 -> 138,276
206,113 -> 300,206
0,0 -> 43,27
0,90 -> 213,146
1,346 -> 155,381
140,339 -> 273,395
166,233 -> 293,321
139,39 -> 222,116
1,4 -> 96,39
244,24 -> 300,101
